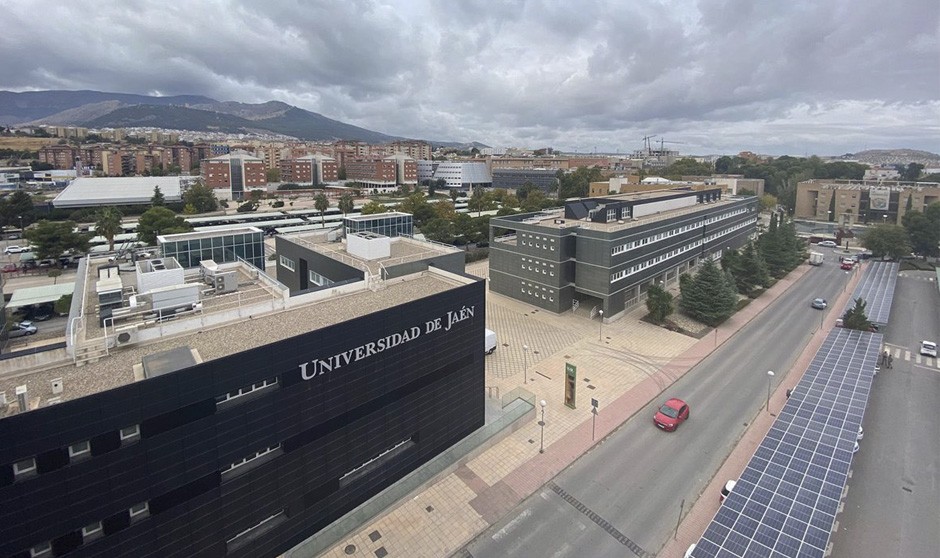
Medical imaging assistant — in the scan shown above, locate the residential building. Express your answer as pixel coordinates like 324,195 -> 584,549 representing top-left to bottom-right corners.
384,154 -> 418,186
386,140 -> 431,161
38,145 -> 79,170
345,159 -> 397,188
280,154 -> 339,186
795,179 -> 940,225
488,189 -> 758,320
200,152 -> 267,200
0,253 -> 484,558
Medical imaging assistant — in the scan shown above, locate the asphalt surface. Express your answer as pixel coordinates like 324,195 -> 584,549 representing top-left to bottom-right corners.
829,272 -> 940,558
464,262 -> 853,558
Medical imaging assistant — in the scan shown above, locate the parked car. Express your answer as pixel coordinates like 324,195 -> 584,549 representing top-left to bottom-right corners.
4,245 -> 28,254
811,298 -> 827,310
1,263 -> 17,273
8,321 -> 38,337
720,480 -> 737,503
921,341 -> 937,358
840,260 -> 854,270
817,240 -> 838,248
653,398 -> 689,431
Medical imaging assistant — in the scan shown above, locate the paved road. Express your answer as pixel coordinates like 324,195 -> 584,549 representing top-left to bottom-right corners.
829,272 -> 940,558
464,263 -> 852,558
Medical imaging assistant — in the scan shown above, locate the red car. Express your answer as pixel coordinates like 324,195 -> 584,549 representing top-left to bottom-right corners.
1,263 -> 17,273
840,261 -> 854,270
653,398 -> 689,431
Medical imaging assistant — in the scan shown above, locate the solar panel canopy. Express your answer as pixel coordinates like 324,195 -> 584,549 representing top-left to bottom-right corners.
691,329 -> 881,558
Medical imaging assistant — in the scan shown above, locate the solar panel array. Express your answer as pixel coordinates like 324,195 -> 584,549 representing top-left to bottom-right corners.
842,261 -> 899,325
691,328 -> 881,558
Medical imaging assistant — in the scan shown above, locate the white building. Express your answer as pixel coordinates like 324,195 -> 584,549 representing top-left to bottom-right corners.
419,161 -> 492,190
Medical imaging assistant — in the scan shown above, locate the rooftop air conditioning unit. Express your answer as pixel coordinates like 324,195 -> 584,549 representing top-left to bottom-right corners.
16,385 -> 28,412
51,378 -> 63,395
115,329 -> 140,347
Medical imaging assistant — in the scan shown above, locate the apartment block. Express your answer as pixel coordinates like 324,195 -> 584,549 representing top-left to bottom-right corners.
795,179 -> 940,225
200,152 -> 266,200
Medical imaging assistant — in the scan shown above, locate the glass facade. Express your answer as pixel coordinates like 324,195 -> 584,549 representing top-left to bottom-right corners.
344,213 -> 413,238
161,230 -> 265,270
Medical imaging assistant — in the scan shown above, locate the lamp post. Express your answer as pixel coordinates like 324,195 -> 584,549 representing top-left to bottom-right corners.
843,270 -> 849,291
538,400 -> 547,453
598,310 -> 604,341
522,344 -> 528,384
882,214 -> 887,225
766,370 -> 775,412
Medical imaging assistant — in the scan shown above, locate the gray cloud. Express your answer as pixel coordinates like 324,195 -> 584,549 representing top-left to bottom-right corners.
1,0 -> 937,155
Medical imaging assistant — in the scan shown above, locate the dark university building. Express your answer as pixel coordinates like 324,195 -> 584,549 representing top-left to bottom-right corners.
0,246 -> 485,557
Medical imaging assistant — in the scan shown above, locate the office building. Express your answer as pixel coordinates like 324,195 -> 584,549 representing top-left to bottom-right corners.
795,179 -> 940,225
488,189 -> 758,319
159,227 -> 266,270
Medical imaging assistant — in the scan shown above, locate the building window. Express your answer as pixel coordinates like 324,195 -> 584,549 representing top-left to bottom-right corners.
13,457 -> 37,479
226,511 -> 286,553
82,521 -> 104,543
120,425 -> 141,444
29,542 -> 51,557
216,377 -> 279,409
69,441 -> 91,461
129,502 -> 150,523
279,255 -> 295,271
222,444 -> 282,480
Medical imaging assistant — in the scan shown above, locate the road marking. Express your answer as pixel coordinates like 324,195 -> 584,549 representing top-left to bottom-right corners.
491,508 -> 532,542
905,350 -> 911,361
547,482 -> 652,558
915,355 -> 921,364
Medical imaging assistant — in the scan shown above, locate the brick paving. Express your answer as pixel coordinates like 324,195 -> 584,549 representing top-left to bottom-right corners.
318,260 -> 851,558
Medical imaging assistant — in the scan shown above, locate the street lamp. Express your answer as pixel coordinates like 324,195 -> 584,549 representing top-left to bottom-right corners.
843,270 -> 849,291
766,370 -> 775,412
882,214 -> 887,225
523,344 -> 529,384
538,400 -> 547,453
598,310 -> 604,341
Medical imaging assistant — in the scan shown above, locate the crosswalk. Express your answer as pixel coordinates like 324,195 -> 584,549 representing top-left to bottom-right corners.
883,344 -> 940,369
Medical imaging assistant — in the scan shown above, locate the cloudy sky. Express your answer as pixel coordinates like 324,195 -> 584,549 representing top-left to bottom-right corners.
2,0 -> 938,156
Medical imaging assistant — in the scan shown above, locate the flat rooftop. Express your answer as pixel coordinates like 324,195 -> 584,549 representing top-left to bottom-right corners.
501,195 -> 747,234
285,230 -> 463,275
0,255 -> 476,414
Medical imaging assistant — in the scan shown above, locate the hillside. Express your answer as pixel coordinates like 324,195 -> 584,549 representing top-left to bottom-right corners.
847,149 -> 940,167
0,90 -> 215,125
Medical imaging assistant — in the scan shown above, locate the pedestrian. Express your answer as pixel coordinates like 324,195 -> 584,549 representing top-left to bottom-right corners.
887,354 -> 893,369
786,388 -> 792,399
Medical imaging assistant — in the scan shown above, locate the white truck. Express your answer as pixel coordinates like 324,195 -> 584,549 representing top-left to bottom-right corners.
808,251 -> 824,266
484,329 -> 497,355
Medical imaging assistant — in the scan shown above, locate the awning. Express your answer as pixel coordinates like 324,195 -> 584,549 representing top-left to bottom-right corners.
6,283 -> 76,309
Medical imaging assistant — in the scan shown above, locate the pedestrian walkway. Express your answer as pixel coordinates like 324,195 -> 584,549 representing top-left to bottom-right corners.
315,261 -> 824,558
882,343 -> 939,369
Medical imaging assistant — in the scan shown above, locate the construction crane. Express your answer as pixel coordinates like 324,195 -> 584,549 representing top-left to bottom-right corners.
642,135 -> 657,155
659,138 -> 686,151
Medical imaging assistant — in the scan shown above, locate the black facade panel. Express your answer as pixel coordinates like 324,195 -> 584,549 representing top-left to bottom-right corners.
0,280 -> 485,557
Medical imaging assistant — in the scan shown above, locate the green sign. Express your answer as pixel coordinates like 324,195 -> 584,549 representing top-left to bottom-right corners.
565,362 -> 577,409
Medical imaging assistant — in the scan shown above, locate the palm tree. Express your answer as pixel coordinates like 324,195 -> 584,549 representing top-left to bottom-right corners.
95,207 -> 123,251
314,193 -> 329,226
338,193 -> 355,216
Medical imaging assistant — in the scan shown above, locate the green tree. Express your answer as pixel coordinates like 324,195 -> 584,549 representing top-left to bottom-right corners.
337,165 -> 347,180
151,186 -> 165,206
516,181 -> 538,201
679,259 -> 738,326
715,156 -> 733,174
94,207 -> 123,251
137,207 -> 191,245
434,200 -> 457,221
739,242 -> 771,289
557,167 -> 603,199
841,298 -> 872,332
902,202 -> 940,258
860,224 -> 911,260
898,163 -> 924,181
661,158 -> 714,179
360,200 -> 387,215
338,193 -> 355,215
759,194 -> 778,212
421,218 -> 455,244
54,293 -> 72,316
0,190 -> 36,229
314,194 -> 330,225
645,284 -> 674,324
449,189 -> 459,203
398,192 -> 436,228
453,213 -> 480,244
24,220 -> 90,260
182,183 -> 219,213
468,188 -> 487,216
266,168 -> 281,183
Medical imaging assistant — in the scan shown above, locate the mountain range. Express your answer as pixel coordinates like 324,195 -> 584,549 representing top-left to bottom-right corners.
0,90 -> 466,146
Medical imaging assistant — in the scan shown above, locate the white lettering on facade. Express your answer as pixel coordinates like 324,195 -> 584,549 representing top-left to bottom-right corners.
297,306 -> 475,382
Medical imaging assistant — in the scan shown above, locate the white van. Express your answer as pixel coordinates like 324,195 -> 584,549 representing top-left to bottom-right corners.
484,329 -> 497,355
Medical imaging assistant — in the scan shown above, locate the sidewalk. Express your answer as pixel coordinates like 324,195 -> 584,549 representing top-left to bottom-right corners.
316,261 -> 833,558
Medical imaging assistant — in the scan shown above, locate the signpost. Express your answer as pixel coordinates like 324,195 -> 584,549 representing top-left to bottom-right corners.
591,398 -> 599,440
